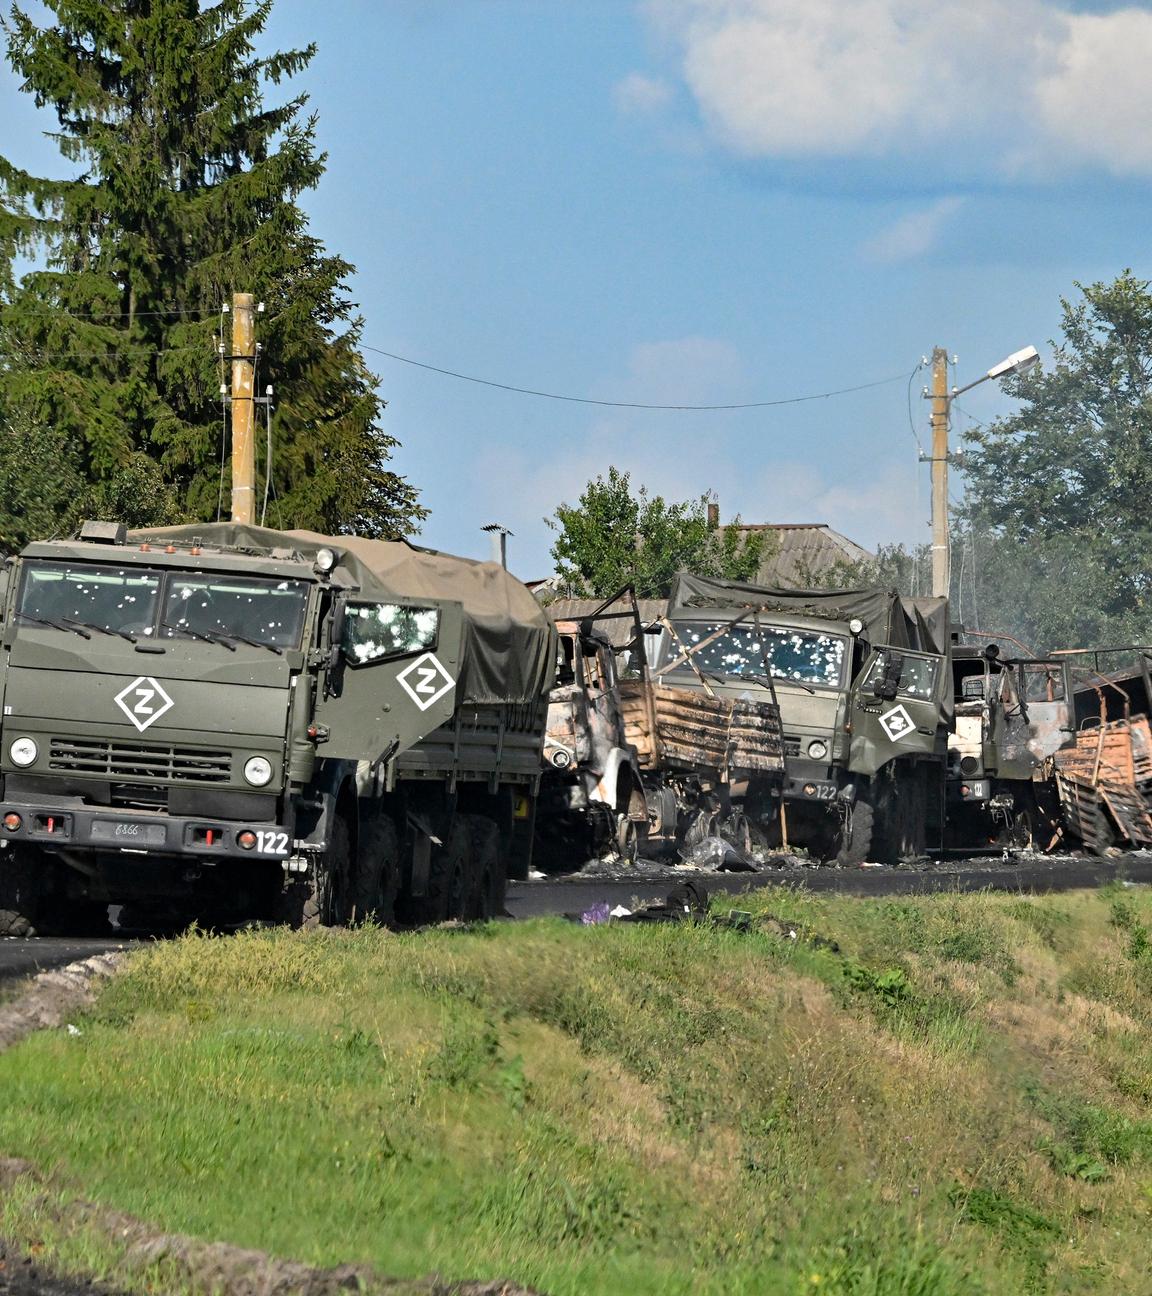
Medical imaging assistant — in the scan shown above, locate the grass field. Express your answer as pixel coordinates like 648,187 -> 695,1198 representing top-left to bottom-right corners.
4,884 -> 1152,1294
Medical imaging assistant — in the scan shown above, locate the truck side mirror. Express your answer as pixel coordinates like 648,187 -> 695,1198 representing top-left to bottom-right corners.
328,600 -> 347,672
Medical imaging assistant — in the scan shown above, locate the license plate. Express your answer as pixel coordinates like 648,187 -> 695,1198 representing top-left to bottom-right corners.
91,819 -> 167,847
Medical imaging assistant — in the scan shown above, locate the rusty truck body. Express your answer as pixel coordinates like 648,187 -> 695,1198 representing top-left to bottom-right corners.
647,575 -> 951,865
536,617 -> 647,867
946,645 -> 1073,850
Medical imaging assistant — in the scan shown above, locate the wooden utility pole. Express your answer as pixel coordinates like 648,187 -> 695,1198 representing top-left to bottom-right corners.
929,346 -> 950,599
229,292 -> 256,525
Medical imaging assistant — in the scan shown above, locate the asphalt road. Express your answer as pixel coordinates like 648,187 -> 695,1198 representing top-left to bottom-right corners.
3,853 -> 1152,984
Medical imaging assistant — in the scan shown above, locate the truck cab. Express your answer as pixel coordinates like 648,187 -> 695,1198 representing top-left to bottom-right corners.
0,521 -> 552,934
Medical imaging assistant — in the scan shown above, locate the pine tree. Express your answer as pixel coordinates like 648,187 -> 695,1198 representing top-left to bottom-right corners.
0,0 -> 425,543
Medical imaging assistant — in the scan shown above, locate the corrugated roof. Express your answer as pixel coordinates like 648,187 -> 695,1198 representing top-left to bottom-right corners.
728,523 -> 873,587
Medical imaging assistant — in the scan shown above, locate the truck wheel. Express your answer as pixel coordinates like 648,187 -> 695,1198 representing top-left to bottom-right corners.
0,846 -> 43,936
353,811 -> 399,926
408,816 -> 470,924
615,813 -> 638,864
465,815 -> 505,919
278,812 -> 353,929
836,797 -> 874,867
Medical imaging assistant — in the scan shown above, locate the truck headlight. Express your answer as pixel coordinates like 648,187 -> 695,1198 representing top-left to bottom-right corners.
550,747 -> 573,769
9,737 -> 38,768
243,756 -> 273,787
807,739 -> 828,760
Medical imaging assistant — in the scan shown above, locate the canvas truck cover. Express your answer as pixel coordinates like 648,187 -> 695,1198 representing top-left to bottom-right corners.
669,573 -> 948,656
128,523 -> 556,706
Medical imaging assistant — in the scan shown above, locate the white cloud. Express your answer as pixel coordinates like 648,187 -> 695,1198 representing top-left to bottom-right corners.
639,0 -> 1152,178
864,196 -> 966,263
614,71 -> 674,115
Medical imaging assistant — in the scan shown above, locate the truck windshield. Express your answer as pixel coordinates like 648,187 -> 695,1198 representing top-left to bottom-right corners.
671,621 -> 847,689
20,563 -> 161,634
161,575 -> 308,649
18,563 -> 308,650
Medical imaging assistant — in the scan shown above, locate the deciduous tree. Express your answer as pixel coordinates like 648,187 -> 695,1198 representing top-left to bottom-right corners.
547,467 -> 770,598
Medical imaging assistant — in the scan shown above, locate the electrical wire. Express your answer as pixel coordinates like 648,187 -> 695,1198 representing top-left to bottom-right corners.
906,359 -> 925,453
360,343 -> 909,411
7,306 -> 217,319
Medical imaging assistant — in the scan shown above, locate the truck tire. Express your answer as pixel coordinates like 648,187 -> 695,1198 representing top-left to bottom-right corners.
0,845 -> 42,936
353,811 -> 399,926
465,815 -> 505,919
836,797 -> 874,867
277,811 -> 353,929
407,816 -> 470,925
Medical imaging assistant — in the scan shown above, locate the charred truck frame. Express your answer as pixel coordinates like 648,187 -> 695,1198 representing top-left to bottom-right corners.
649,575 -> 951,864
0,522 -> 554,934
537,605 -> 648,868
946,641 -> 1072,850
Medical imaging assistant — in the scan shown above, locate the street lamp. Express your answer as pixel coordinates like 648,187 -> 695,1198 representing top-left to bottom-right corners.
922,344 -> 1039,599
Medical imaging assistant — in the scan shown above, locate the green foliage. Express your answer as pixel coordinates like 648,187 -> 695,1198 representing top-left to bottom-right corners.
8,891 -> 1152,1293
0,0 -> 424,539
958,272 -> 1152,649
546,466 -> 770,598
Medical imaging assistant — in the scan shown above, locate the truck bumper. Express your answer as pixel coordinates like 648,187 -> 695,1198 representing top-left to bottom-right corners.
0,799 -> 290,863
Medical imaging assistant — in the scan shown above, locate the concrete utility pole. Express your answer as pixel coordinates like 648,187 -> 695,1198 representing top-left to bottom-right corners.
481,523 -> 513,569
230,292 -> 256,525
929,346 -> 950,599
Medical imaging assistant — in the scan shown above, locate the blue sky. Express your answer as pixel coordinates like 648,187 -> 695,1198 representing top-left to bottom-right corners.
4,0 -> 1150,576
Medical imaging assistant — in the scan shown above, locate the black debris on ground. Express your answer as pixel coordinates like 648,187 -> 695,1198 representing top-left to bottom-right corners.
0,1242 -> 124,1296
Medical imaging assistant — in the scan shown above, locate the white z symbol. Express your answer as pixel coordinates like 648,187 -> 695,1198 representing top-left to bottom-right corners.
396,653 -> 455,712
134,687 -> 156,716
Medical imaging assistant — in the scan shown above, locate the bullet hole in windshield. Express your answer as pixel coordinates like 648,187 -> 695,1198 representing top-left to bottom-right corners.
677,623 -> 846,688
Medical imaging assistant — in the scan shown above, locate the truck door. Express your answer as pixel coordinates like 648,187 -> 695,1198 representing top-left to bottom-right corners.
997,660 -> 1074,773
848,645 -> 946,776
313,596 -> 466,762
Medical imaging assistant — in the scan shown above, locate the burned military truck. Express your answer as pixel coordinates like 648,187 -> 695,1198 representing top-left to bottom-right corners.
650,575 -> 951,864
946,644 -> 1073,850
536,614 -> 648,868
0,521 -> 554,934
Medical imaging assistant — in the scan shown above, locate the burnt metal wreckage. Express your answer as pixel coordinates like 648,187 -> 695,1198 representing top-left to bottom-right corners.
1049,647 -> 1152,854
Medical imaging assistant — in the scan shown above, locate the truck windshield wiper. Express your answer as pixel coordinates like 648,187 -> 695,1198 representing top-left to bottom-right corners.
214,630 -> 282,656
161,623 -> 236,652
16,612 -> 90,639
62,618 -> 137,644
753,670 -> 815,695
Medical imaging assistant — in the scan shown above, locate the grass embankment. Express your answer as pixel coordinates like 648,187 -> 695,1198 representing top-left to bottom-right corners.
4,887 -> 1152,1294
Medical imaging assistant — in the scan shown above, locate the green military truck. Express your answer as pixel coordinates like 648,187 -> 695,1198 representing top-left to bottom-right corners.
652,574 -> 951,864
0,521 -> 555,934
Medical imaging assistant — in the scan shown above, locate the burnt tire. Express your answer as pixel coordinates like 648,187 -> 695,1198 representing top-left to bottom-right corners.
614,812 -> 639,864
0,846 -> 43,936
465,815 -> 505,920
836,797 -> 874,867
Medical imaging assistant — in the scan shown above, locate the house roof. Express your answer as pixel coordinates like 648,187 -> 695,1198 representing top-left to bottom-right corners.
729,523 -> 873,587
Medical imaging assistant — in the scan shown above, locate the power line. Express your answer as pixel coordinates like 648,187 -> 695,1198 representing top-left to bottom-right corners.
361,343 -> 909,411
4,306 -> 216,319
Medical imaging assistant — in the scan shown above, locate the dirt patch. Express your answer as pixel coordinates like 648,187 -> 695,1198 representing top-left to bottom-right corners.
0,954 -> 125,1053
0,961 -> 542,1295
0,1159 -> 543,1296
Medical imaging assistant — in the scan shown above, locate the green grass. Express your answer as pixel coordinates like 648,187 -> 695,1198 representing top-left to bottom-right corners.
4,886 -> 1152,1294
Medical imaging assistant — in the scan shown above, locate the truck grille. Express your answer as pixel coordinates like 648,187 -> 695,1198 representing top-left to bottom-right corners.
49,738 -> 232,783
